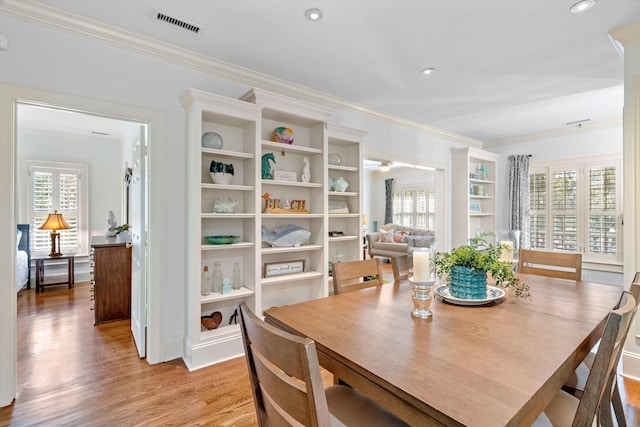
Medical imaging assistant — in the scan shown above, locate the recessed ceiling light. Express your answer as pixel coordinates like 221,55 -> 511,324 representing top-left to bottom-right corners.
379,162 -> 391,172
420,68 -> 436,76
305,8 -> 323,21
570,0 -> 595,14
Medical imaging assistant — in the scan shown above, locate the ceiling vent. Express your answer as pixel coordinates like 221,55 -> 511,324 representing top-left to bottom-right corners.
154,9 -> 201,34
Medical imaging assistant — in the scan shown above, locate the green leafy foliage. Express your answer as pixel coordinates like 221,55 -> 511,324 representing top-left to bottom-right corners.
434,233 -> 530,299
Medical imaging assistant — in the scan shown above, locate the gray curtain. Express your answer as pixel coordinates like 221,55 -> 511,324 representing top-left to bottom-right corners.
384,178 -> 394,225
508,155 -> 530,249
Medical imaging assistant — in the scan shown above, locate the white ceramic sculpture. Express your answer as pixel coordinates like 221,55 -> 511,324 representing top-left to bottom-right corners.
301,156 -> 310,183
213,196 -> 239,213
105,210 -> 117,236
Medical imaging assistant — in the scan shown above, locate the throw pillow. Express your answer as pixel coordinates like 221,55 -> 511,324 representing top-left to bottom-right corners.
393,231 -> 408,243
378,229 -> 395,243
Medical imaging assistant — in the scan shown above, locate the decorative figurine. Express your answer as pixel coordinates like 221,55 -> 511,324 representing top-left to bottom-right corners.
213,196 -> 239,213
262,152 -> 276,180
105,210 -> 118,236
301,156 -> 310,183
272,127 -> 294,144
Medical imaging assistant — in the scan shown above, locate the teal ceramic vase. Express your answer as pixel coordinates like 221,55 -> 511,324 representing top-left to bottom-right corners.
449,266 -> 487,299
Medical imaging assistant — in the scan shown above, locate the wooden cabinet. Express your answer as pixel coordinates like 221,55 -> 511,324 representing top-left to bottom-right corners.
91,235 -> 132,325
451,147 -> 499,248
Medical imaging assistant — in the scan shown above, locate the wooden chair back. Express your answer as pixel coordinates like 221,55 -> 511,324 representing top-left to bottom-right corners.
391,255 -> 409,285
572,291 -> 637,425
517,249 -> 582,281
332,258 -> 384,295
238,302 -> 331,427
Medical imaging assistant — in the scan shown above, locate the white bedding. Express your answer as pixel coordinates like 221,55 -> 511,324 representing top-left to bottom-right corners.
16,249 -> 28,292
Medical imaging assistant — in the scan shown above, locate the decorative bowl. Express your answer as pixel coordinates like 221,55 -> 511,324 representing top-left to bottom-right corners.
202,132 -> 224,149
210,172 -> 233,185
205,235 -> 240,245
272,127 -> 294,144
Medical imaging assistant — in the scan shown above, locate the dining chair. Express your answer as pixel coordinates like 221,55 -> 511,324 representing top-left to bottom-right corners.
332,258 -> 384,295
533,291 -> 637,427
390,255 -> 409,285
238,302 -> 408,427
562,272 -> 640,426
517,249 -> 582,281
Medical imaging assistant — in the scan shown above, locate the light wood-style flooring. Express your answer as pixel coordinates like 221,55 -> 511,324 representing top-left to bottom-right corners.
1,263 -> 640,426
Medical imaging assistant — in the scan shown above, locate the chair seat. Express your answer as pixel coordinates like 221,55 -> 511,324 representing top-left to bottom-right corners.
326,385 -> 408,426
532,390 -> 597,427
564,351 -> 595,392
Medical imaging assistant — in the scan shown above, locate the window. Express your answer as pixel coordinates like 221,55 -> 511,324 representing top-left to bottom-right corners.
392,185 -> 435,229
529,155 -> 622,265
25,160 -> 88,256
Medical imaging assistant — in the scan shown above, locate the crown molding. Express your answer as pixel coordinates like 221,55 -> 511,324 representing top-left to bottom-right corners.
483,119 -> 622,148
0,0 -> 482,148
610,21 -> 640,46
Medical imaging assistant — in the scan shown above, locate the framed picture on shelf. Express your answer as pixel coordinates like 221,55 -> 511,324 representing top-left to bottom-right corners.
470,202 -> 482,213
263,260 -> 306,278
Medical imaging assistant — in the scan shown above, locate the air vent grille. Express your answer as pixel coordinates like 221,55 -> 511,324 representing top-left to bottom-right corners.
155,9 -> 201,34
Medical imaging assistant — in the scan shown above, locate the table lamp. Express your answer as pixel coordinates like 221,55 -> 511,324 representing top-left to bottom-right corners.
38,210 -> 71,257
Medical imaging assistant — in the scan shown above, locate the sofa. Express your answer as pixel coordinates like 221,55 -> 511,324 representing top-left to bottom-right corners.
365,224 -> 435,259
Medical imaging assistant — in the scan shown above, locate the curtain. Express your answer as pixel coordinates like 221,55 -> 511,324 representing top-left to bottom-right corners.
384,178 -> 394,225
508,155 -> 530,249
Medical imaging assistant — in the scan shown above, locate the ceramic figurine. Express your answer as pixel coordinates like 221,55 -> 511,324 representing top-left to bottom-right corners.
329,176 -> 349,192
272,127 -> 294,144
105,210 -> 117,236
262,152 -> 276,179
301,156 -> 310,183
213,196 -> 239,213
261,224 -> 311,247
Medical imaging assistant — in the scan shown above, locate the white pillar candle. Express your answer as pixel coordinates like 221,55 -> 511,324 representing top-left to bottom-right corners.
499,241 -> 514,262
413,250 -> 430,282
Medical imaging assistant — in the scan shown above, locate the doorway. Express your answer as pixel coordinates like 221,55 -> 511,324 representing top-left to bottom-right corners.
0,83 -> 166,406
16,102 -> 148,360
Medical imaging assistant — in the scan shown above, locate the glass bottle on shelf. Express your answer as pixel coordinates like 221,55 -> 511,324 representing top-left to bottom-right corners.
232,262 -> 241,290
201,266 -> 211,296
212,261 -> 223,293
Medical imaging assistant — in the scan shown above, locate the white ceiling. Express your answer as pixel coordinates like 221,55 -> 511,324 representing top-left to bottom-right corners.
18,0 -> 640,143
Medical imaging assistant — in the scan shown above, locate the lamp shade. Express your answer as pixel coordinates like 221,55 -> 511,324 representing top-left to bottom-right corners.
38,210 -> 71,231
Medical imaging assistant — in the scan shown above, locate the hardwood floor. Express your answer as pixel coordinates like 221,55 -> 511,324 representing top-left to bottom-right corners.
1,264 -> 640,426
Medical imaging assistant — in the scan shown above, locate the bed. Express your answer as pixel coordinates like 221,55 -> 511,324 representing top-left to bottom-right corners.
16,224 -> 31,292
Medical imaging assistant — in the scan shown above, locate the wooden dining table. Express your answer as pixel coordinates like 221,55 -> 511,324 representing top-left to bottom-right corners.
264,273 -> 623,426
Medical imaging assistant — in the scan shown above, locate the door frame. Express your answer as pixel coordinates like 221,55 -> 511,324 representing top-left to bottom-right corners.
0,82 -> 166,406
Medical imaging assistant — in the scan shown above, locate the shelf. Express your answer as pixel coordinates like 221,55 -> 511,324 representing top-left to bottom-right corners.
261,271 -> 324,286
470,212 -> 495,217
262,244 -> 323,254
328,191 -> 358,197
328,213 -> 360,218
469,178 -> 494,184
200,323 -> 241,341
201,242 -> 254,251
201,183 -> 254,191
329,235 -> 359,242
262,180 -> 323,188
200,286 -> 254,304
261,140 -> 323,156
262,213 -> 324,219
201,213 -> 255,219
201,148 -> 254,159
329,165 -> 358,172
469,195 -> 493,199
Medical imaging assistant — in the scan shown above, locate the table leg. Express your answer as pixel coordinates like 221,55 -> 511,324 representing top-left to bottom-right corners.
68,258 -> 74,289
35,260 -> 42,293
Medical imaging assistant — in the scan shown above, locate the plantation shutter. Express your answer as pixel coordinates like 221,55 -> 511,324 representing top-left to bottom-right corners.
586,164 -> 618,261
30,166 -> 81,255
529,172 -> 547,249
551,168 -> 578,252
392,185 -> 435,230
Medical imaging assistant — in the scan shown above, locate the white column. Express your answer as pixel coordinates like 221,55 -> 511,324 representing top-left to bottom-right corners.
610,21 -> 640,380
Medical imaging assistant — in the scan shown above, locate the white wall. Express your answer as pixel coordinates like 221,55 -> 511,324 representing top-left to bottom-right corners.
18,128 -> 123,241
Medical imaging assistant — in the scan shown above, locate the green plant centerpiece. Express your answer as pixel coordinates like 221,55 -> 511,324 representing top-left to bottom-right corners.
434,234 -> 530,299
